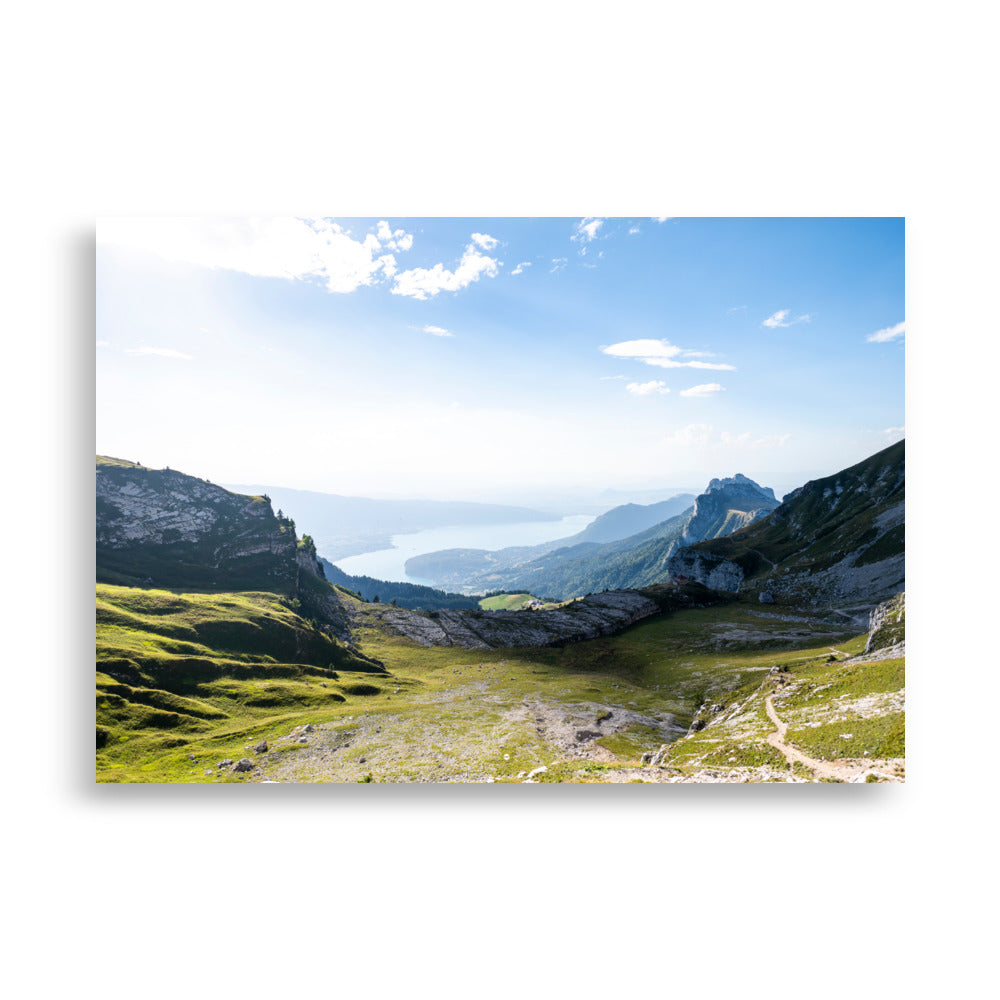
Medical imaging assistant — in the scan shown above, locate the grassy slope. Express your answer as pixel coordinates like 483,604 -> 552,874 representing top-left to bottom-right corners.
96,584 -> 384,782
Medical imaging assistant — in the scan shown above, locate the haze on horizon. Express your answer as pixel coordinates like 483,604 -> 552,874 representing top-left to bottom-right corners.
96,217 -> 904,506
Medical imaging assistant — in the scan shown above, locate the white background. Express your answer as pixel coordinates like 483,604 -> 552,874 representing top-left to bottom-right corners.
3,2 -> 994,996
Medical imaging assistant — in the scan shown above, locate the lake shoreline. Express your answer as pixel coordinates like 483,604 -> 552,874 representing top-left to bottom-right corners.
330,514 -> 596,587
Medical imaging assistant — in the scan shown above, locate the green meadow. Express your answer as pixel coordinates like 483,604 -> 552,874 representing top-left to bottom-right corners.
97,584 -> 901,783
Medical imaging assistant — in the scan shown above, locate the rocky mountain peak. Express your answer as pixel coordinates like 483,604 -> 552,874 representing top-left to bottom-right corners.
704,473 -> 777,503
680,474 -> 780,547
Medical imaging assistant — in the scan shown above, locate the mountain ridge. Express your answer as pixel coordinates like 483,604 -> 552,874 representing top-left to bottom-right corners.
666,439 -> 904,607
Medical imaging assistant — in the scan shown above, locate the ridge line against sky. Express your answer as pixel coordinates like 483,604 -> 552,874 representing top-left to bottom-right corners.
97,216 -> 904,504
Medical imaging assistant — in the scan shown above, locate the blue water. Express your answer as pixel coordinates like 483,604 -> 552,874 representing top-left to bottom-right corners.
331,514 -> 595,586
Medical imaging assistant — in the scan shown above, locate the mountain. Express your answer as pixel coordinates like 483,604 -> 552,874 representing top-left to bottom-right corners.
97,457 -> 301,592
679,474 -> 777,545
406,474 -> 778,599
221,483 -> 561,560
398,492 -> 697,589
569,494 -> 696,545
666,440 -> 904,607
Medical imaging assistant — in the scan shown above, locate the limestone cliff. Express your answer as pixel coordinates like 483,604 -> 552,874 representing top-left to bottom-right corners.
679,474 -> 778,546
96,457 -> 299,592
341,582 -> 723,651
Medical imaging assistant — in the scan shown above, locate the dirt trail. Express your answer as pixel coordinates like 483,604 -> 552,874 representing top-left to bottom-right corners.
764,694 -> 890,782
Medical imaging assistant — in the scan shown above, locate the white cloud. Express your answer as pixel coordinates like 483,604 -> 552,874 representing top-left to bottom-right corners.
665,423 -> 713,447
600,375 -> 627,380
681,383 -> 724,397
628,225 -> 640,235
752,433 -> 791,449
881,426 -> 905,437
762,309 -> 811,328
470,232 -> 498,250
572,218 -> 604,243
98,217 -> 412,294
376,221 -> 414,253
867,321 -> 905,343
721,430 -> 790,449
511,261 -> 531,276
125,346 -> 194,360
601,338 -> 736,371
392,239 -> 500,300
626,380 -> 670,396
422,325 -> 453,337
550,258 -> 567,273
653,216 -> 672,223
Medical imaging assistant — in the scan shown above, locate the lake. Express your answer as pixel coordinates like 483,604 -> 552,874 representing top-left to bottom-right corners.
330,514 -> 595,586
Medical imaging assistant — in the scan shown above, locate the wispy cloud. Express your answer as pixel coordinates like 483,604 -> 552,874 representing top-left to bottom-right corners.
470,232 -> 498,251
600,375 -> 627,381
665,423 -> 713,447
392,237 -> 500,300
125,346 -> 194,360
572,218 -> 604,243
601,338 -> 735,371
550,258 -> 567,273
626,380 -> 670,396
628,225 -> 641,235
98,217 -> 414,295
422,325 -> 453,337
762,309 -> 811,328
511,261 -> 531,276
653,216 -> 672,223
680,383 -> 724,397
666,425 -> 788,450
866,321 -> 905,343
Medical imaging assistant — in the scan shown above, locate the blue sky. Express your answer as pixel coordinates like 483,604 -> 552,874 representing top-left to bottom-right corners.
97,217 -> 904,504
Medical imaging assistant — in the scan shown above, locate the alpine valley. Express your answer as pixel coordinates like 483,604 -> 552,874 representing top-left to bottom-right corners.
95,440 -> 905,783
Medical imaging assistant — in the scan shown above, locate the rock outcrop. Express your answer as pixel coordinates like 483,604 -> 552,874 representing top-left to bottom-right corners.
340,583 -> 724,650
350,590 -> 661,649
864,592 -> 905,655
97,457 -> 299,592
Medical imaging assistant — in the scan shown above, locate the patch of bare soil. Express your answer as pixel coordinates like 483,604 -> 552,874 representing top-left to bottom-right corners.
503,699 -> 681,762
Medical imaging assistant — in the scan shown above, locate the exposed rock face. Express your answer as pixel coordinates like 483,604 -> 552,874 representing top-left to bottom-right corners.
679,474 -> 778,546
295,536 -> 325,579
351,590 -> 664,650
96,457 -> 297,591
865,592 -> 905,655
669,551 -> 746,593
666,440 -> 905,609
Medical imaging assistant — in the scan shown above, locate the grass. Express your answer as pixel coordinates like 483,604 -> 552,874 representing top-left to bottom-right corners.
96,584 -> 385,782
97,584 -> 904,783
479,593 -> 536,611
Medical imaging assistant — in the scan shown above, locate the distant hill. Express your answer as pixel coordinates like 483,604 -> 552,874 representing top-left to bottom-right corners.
569,494 -> 696,545
318,558 -> 481,611
667,440 -> 904,607
222,483 -> 561,560
407,475 -> 778,599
